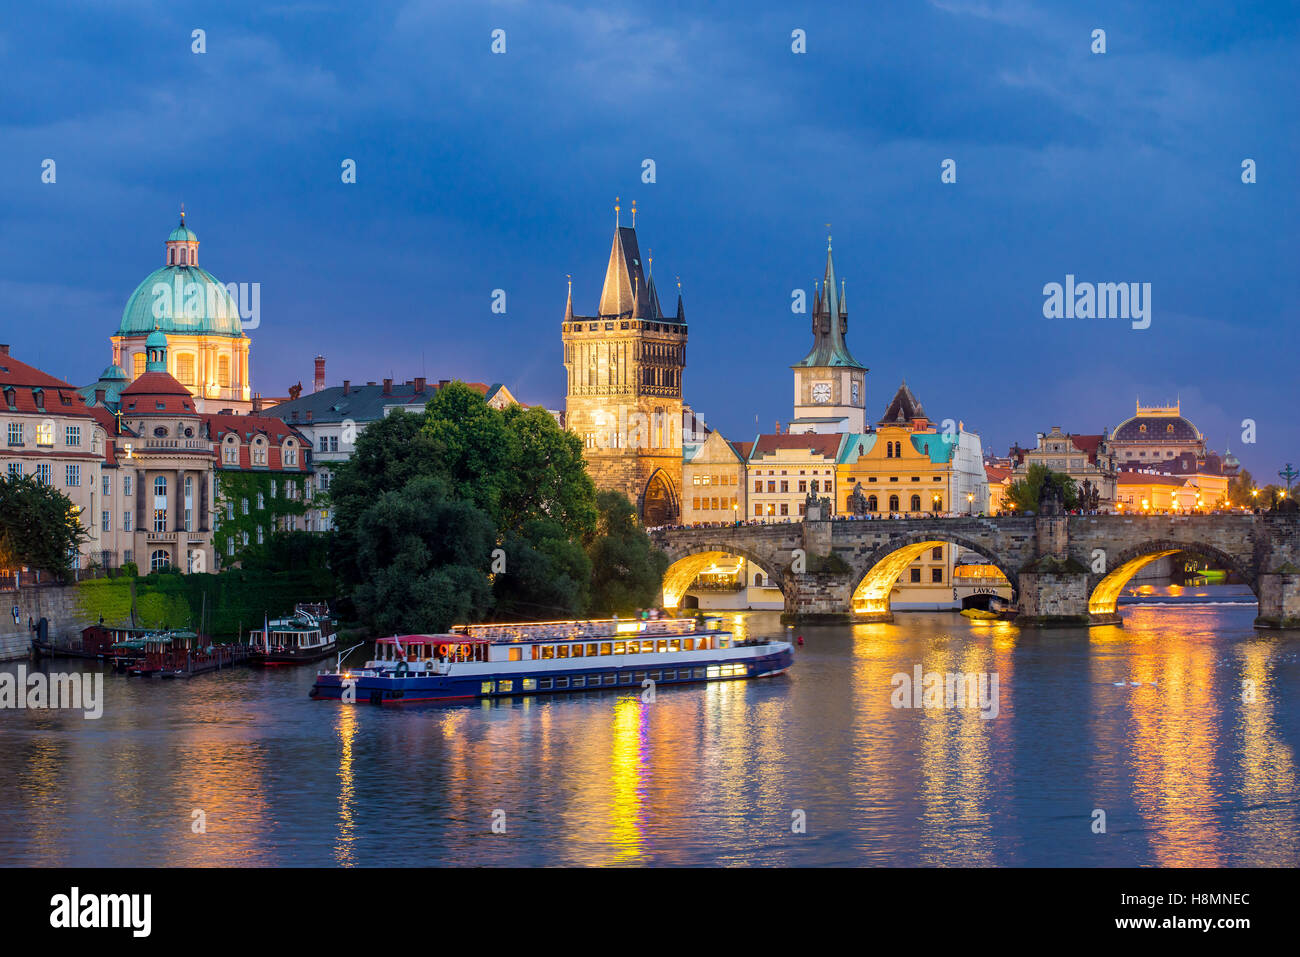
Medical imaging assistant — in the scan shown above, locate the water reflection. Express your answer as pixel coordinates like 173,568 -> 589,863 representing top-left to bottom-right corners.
1,594 -> 1297,867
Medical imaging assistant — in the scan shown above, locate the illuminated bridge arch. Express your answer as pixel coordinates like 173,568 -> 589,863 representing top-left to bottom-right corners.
850,533 -> 1019,619
1087,540 -> 1258,619
659,544 -> 785,611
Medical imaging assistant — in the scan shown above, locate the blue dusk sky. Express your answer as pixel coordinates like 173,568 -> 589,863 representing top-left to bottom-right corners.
2,1 -> 1297,474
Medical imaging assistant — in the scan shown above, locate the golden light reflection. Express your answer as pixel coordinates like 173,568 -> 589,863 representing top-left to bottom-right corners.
1088,550 -> 1180,616
608,696 -> 647,862
1236,644 -> 1298,864
1124,636 -> 1223,865
334,705 -> 358,866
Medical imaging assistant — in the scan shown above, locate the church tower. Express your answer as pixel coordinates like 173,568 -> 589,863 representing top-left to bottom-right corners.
563,201 -> 686,525
790,235 -> 867,434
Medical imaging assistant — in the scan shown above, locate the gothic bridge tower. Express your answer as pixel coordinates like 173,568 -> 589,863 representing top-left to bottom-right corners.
562,200 -> 686,525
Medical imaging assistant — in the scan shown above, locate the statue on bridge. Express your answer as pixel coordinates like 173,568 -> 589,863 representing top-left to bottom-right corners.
847,482 -> 870,517
1037,476 -> 1065,515
1078,478 -> 1100,512
804,489 -> 833,520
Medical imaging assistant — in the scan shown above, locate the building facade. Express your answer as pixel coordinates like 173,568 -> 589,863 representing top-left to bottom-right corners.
747,433 -> 842,521
1009,426 -> 1118,507
562,206 -> 686,526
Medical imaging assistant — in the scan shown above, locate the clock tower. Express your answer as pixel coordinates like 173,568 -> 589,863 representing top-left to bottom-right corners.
790,236 -> 867,434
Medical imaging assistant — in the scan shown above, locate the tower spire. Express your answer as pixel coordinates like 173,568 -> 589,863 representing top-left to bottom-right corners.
565,274 -> 573,322
614,196 -> 620,228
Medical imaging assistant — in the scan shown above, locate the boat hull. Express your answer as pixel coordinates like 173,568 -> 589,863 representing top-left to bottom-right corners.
310,646 -> 794,704
249,643 -> 337,667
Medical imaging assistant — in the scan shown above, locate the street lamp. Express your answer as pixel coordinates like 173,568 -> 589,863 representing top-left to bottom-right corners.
732,502 -> 738,526
966,492 -> 974,516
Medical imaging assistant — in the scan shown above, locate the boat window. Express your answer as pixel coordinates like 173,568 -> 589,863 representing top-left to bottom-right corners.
613,642 -> 626,655
481,681 -> 493,694
570,644 -> 584,658
600,643 -> 612,656
498,680 -> 513,693
669,640 -> 680,652
649,671 -> 661,681
618,672 -> 632,683
555,676 -> 569,689
656,641 -> 667,653
707,665 -> 721,678
682,638 -> 695,651
541,645 -> 555,659
718,638 -> 729,648
538,678 -> 553,690
602,674 -> 616,685
637,640 -> 652,654
584,643 -> 597,656
557,645 -> 569,659
522,678 -> 537,692
531,645 -> 540,660
693,668 -> 706,679
634,672 -> 647,683
508,648 -> 522,662
663,670 -> 677,681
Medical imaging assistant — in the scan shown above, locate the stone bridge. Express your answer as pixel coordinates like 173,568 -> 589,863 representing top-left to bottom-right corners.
648,512 -> 1300,628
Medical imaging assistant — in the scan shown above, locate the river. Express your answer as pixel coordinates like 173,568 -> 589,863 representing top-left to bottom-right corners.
1,585 -> 1297,867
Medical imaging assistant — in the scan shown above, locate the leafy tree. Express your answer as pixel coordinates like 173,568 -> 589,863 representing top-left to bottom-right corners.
1226,469 -> 1257,507
420,382 -> 517,520
497,403 -> 598,542
350,476 -> 496,633
0,474 -> 89,579
586,491 -> 669,616
329,409 -> 441,588
493,520 -> 592,621
1003,463 -> 1079,513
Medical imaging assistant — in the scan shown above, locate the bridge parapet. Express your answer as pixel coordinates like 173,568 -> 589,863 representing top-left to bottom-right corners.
650,513 -> 1300,628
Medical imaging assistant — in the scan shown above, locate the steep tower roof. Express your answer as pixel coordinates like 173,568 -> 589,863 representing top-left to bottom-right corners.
878,381 -> 926,425
792,238 -> 865,370
598,226 -> 652,318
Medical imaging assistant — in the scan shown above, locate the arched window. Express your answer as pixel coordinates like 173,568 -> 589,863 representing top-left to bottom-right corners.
910,494 -> 921,512
179,247 -> 188,266
866,494 -> 878,512
150,549 -> 170,571
885,442 -> 893,459
889,494 -> 899,512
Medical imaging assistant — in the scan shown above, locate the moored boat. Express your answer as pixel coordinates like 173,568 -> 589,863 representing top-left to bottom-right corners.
248,604 -> 337,666
309,616 -> 793,705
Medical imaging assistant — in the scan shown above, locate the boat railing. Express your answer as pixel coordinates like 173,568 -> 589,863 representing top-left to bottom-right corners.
456,617 -> 717,642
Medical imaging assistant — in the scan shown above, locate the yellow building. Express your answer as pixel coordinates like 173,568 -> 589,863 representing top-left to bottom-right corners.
1116,470 -> 1229,513
747,433 -> 841,522
681,430 -> 749,526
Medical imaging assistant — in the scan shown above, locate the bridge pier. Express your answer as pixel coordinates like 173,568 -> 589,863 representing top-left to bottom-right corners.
1255,566 -> 1300,629
1013,559 -> 1094,627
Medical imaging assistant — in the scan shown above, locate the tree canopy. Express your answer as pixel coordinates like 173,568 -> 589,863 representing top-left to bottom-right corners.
0,474 -> 89,578
329,382 -> 650,633
1002,463 -> 1079,513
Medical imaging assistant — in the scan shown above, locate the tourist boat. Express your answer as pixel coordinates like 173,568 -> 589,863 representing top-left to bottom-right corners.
248,604 -> 337,666
309,616 -> 793,705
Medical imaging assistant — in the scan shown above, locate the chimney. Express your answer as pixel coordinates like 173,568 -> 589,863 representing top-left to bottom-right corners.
314,355 -> 326,392
342,379 -> 350,396
413,376 -> 426,394
438,379 -> 449,389
382,378 -> 392,395
0,344 -> 9,356
95,388 -> 106,405
252,393 -> 263,414
305,410 -> 313,423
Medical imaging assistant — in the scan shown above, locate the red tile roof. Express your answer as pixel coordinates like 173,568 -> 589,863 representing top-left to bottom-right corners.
204,413 -> 309,472
750,433 -> 842,460
1117,471 -> 1188,486
1070,434 -> 1104,463
985,465 -> 1013,483
0,350 -> 100,419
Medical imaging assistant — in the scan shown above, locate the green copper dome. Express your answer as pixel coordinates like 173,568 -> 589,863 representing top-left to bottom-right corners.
118,220 -> 244,337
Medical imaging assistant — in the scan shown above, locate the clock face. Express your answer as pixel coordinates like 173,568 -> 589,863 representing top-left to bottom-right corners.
812,382 -> 832,404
